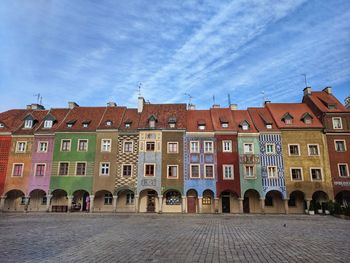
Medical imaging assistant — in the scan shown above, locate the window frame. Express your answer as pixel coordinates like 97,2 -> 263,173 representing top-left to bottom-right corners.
144,163 -> 156,177
267,166 -> 278,178
338,163 -> 349,177
244,165 -> 255,179
310,167 -> 323,181
34,163 -> 46,177
223,165 -> 234,180
167,165 -> 179,179
60,139 -> 71,152
204,141 -> 214,153
332,117 -> 343,129
190,141 -> 200,153
288,144 -> 300,156
222,140 -> 232,152
204,164 -> 214,179
243,143 -> 254,154
12,163 -> 24,177
126,192 -> 135,205
37,141 -> 48,153
123,141 -> 134,153
167,142 -> 179,153
146,141 -> 155,152
24,119 -> 33,129
307,144 -> 320,156
15,141 -> 27,153
290,167 -> 303,181
58,162 -> 69,176
190,164 -> 200,178
43,120 -> 53,129
122,164 -> 133,177
101,139 -> 112,152
99,162 -> 110,176
334,140 -> 346,152
265,143 -> 275,154
77,139 -> 88,152
104,193 -> 113,205
75,162 -> 87,176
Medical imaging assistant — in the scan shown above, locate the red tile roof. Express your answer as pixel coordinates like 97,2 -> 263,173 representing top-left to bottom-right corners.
35,108 -> 70,133
210,108 -> 237,132
248,107 -> 279,132
12,109 -> 49,135
0,109 -> 29,133
97,106 -> 127,130
187,110 -> 213,132
119,108 -> 140,131
231,110 -> 257,133
305,91 -> 350,113
266,103 -> 323,129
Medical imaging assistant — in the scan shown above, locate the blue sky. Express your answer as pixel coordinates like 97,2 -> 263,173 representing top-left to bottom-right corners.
0,0 -> 349,111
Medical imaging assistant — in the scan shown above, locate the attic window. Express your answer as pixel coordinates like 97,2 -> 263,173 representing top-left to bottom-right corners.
242,124 -> 249,130
301,112 -> 313,125
328,103 -> 336,109
197,120 -> 206,130
66,120 -> 76,128
266,124 -> 272,129
82,120 -> 91,128
0,123 -> 4,128
44,120 -> 53,128
24,120 -> 33,129
106,120 -> 112,126
168,117 -> 177,128
125,123 -> 131,128
282,112 -> 293,125
148,115 -> 157,129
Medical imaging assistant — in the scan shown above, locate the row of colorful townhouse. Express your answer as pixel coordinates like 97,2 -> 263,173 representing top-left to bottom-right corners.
0,87 -> 349,214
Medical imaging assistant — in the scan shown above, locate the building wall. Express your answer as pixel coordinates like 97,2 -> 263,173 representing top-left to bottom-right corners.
0,136 -> 11,196
281,130 -> 333,200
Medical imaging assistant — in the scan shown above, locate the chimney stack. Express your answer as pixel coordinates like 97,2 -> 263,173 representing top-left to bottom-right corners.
68,102 -> 79,109
26,104 -> 45,110
264,101 -> 271,106
323,86 -> 332,95
188,104 -> 196,110
303,87 -> 312,96
107,102 -> 117,107
138,97 -> 145,113
230,104 -> 237,110
212,104 -> 220,108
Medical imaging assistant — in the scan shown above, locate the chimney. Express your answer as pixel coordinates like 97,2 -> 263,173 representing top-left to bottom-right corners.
230,104 -> 237,110
138,97 -> 145,113
107,102 -> 117,107
188,104 -> 196,110
26,104 -> 45,110
264,101 -> 271,106
323,86 -> 332,95
68,102 -> 79,109
303,87 -> 312,96
345,96 -> 350,109
212,104 -> 220,108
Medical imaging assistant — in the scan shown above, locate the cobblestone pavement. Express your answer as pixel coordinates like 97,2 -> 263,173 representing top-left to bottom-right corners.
0,213 -> 349,263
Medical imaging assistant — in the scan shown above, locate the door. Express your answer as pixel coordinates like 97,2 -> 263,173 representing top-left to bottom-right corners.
243,197 -> 250,213
222,197 -> 230,213
187,197 -> 196,213
147,192 -> 156,212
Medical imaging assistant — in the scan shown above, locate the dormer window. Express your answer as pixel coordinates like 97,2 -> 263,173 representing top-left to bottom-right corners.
124,119 -> 132,128
82,120 -> 91,128
198,120 -> 206,130
0,122 -> 4,128
282,112 -> 294,125
332,117 -> 342,129
24,120 -> 33,129
105,120 -> 112,126
168,117 -> 177,128
266,124 -> 272,129
219,117 -> 229,128
301,112 -> 313,125
66,120 -> 76,128
240,120 -> 250,131
44,120 -> 53,128
222,123 -> 228,128
83,123 -> 88,128
328,103 -> 336,110
148,115 -> 157,129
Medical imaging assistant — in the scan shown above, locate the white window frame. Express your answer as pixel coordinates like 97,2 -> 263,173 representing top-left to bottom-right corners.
290,167 -> 303,181
60,139 -> 71,152
204,141 -> 213,153
307,144 -> 320,156
99,162 -> 110,176
190,164 -> 200,178
167,165 -> 179,179
167,142 -> 179,153
15,141 -> 27,153
204,164 -> 214,179
266,143 -> 275,154
223,165 -> 234,180
24,119 -> 33,129
144,163 -> 156,177
242,124 -> 249,130
288,144 -> 300,156
338,163 -> 349,177
77,139 -> 88,152
122,164 -> 133,177
221,123 -> 228,128
266,124 -> 272,129
222,140 -> 232,152
244,165 -> 255,179
58,161 -> 69,176
198,124 -> 206,130
101,139 -> 112,152
12,163 -> 24,177
332,117 -> 343,129
334,140 -> 347,152
310,167 -> 323,181
123,141 -> 134,153
243,143 -> 254,154
145,141 -> 156,152
34,163 -> 46,177
43,120 -> 53,128
267,166 -> 278,178
190,141 -> 200,153
75,161 -> 87,176
37,141 -> 48,153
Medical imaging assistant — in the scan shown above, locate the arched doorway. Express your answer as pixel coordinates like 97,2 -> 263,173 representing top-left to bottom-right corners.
288,191 -> 306,214
72,190 -> 90,212
243,189 -> 260,213
94,190 -> 114,212
202,189 -> 214,213
4,189 -> 25,212
163,190 -> 182,213
220,191 -> 239,213
264,190 -> 284,214
186,189 -> 198,213
139,189 -> 158,213
312,191 -> 329,214
28,189 -> 47,212
117,189 -> 136,212
335,191 -> 350,207
51,189 -> 68,212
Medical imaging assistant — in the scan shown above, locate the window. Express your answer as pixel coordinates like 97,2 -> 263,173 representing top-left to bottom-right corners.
167,142 -> 178,153
38,141 -> 48,152
190,164 -> 200,178
223,141 -> 232,152
288,144 -> 300,156
123,141 -> 133,153
59,162 -> 69,175
126,192 -> 134,205
304,118 -> 312,125
149,120 -> 156,128
198,124 -> 206,130
104,193 -> 113,205
332,117 -> 342,129
16,142 -> 26,153
221,123 -> 229,128
311,168 -> 322,181
122,165 -> 132,177
265,195 -> 273,206
145,164 -> 155,176
266,124 -> 272,129
76,162 -> 86,176
167,165 -> 178,178
44,120 -> 53,128
204,141 -> 213,153
190,141 -> 199,153
41,196 -> 47,205
266,144 -> 275,154
12,164 -> 23,176
335,140 -> 346,152
100,163 -> 110,176
166,191 -> 181,205
202,197 -> 211,205
106,120 -> 112,126
0,123 -> 4,128
61,140 -> 71,151
67,123 -> 73,128
244,165 -> 254,178
338,164 -> 349,177
83,123 -> 89,128
146,142 -> 155,151
101,139 -> 111,152
267,166 -> 277,178
243,143 -> 253,153
24,119 -> 33,128
223,165 -> 234,179
204,165 -> 214,178
125,123 -> 131,128
285,118 -> 292,125
291,168 -> 303,181
20,197 -> 26,205
35,164 -> 45,176
308,144 -> 319,156
78,139 -> 88,151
